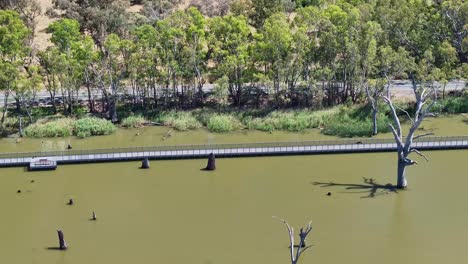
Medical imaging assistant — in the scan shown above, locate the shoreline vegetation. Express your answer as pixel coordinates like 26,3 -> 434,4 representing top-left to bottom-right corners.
1,1 -> 468,140
5,93 -> 467,139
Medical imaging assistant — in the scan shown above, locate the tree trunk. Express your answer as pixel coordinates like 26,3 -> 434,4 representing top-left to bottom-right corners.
57,230 -> 68,250
1,91 -> 9,125
86,83 -> 94,113
372,107 -> 378,136
15,97 -> 21,112
397,157 -> 408,189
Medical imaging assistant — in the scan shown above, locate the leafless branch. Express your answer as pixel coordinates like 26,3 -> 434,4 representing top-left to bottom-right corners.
413,132 -> 434,140
395,105 -> 414,124
410,149 -> 429,162
273,217 -> 313,264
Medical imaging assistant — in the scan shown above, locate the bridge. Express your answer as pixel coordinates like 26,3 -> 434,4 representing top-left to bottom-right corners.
0,136 -> 467,169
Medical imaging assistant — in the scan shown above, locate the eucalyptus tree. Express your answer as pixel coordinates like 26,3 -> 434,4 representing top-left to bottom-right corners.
208,14 -> 252,107
255,13 -> 292,106
0,10 -> 30,124
156,12 -> 187,107
0,0 -> 40,41
100,34 -> 127,122
357,21 -> 381,135
184,7 -> 207,106
250,0 -> 294,27
439,0 -> 468,63
72,36 -> 99,113
230,0 -> 254,18
142,0 -> 182,21
314,4 -> 353,105
50,0 -> 129,47
132,24 -> 159,108
291,5 -> 330,107
38,47 -> 62,114
382,51 -> 439,189
48,18 -> 84,115
190,0 -> 232,17
16,65 -> 42,123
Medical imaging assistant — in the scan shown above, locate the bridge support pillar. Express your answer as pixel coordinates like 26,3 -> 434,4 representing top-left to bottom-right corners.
141,158 -> 150,169
205,153 -> 216,171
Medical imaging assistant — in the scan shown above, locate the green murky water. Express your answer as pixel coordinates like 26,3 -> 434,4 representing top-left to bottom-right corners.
0,150 -> 467,264
0,115 -> 467,153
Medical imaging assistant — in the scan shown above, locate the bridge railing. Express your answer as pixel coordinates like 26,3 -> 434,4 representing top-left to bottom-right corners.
0,135 -> 467,160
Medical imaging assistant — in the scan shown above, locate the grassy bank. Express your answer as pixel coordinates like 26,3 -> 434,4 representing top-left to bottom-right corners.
24,117 -> 116,138
13,93 -> 468,138
144,105 -> 388,137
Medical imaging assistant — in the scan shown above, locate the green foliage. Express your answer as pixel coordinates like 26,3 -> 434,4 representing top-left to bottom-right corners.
206,114 -> 242,133
0,10 -> 30,57
156,111 -> 202,131
48,19 -> 81,52
1,117 -> 19,129
25,118 -> 74,138
245,109 -> 336,132
322,106 -> 391,137
24,117 -> 117,138
74,117 -> 116,138
434,94 -> 468,114
121,115 -> 147,128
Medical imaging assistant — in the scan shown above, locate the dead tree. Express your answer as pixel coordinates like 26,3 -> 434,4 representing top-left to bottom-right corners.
273,217 -> 313,264
382,75 -> 437,189
57,229 -> 68,250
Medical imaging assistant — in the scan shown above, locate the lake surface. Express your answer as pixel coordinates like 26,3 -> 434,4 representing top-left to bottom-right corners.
1,150 -> 467,264
0,115 -> 467,153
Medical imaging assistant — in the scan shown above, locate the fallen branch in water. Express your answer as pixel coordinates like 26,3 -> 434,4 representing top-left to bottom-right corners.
162,129 -> 173,141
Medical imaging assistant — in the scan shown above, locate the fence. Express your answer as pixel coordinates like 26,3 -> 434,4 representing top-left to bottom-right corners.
0,136 -> 467,161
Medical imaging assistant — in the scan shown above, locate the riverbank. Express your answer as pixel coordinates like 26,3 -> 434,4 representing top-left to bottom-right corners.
1,95 -> 467,146
0,115 -> 467,154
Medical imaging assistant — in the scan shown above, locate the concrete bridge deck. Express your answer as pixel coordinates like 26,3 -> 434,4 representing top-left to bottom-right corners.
0,136 -> 467,168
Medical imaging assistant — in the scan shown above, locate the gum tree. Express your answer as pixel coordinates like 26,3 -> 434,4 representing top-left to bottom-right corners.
0,10 -> 30,124
382,51 -> 439,189
274,217 -> 313,264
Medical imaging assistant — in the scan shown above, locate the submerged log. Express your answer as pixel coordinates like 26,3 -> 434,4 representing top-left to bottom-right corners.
141,158 -> 150,169
205,153 -> 216,171
162,129 -> 173,141
57,230 -> 68,250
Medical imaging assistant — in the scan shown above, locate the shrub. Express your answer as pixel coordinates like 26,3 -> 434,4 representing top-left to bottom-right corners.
207,114 -> 242,133
24,118 -> 74,138
121,115 -> 147,128
157,111 -> 202,131
74,117 -> 116,138
245,109 -> 336,132
2,117 -> 19,129
322,106 -> 390,137
439,94 -> 468,114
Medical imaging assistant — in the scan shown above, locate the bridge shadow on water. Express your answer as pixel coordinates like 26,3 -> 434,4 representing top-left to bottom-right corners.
312,177 -> 400,198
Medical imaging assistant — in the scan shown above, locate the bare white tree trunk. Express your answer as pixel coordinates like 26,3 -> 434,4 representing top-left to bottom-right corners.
273,217 -> 313,264
382,75 -> 436,189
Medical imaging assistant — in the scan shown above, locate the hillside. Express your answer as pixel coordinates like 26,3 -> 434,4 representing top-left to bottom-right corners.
33,0 -> 55,50
33,0 -> 150,51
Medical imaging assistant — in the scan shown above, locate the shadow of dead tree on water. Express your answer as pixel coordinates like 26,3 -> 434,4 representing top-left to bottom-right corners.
312,178 -> 400,198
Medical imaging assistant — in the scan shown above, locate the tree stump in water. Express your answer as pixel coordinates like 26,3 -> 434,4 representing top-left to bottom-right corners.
141,158 -> 150,169
57,230 -> 68,250
205,153 -> 216,171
